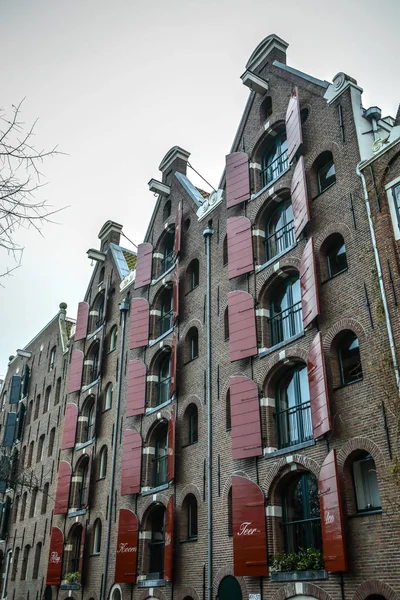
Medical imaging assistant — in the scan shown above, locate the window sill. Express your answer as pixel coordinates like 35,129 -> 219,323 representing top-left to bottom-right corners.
321,267 -> 348,284
151,263 -> 176,286
149,327 -> 174,347
137,578 -> 166,588
107,347 -> 117,355
86,324 -> 103,342
96,476 -> 106,482
333,377 -> 363,391
182,441 -> 198,449
264,438 -> 315,459
185,284 -> 199,296
270,570 -> 328,582
81,378 -> 100,394
184,356 -> 199,366
258,330 -> 305,359
75,439 -> 93,451
348,509 -> 382,519
67,508 -> 87,518
103,407 -> 112,413
312,181 -> 336,200
141,483 -> 169,496
90,552 -> 101,557
146,397 -> 172,416
251,166 -> 291,201
180,537 -> 198,544
255,242 -> 297,275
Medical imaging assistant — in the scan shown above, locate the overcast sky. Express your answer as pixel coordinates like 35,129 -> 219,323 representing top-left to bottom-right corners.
1,0 -> 399,376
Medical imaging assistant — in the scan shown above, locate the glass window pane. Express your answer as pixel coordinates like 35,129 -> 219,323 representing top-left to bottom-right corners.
339,333 -> 362,385
318,160 -> 336,192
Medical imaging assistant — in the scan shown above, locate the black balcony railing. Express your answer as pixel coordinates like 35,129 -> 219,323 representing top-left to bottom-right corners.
277,401 -> 313,449
161,251 -> 174,275
282,518 -> 322,554
270,301 -> 302,346
261,150 -> 288,187
266,220 -> 295,262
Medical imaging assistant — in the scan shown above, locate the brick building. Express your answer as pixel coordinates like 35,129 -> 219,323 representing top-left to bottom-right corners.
1,33 -> 400,600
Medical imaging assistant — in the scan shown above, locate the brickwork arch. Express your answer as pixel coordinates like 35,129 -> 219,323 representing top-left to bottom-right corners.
262,347 -> 309,398
271,581 -> 335,600
322,318 -> 368,351
179,317 -> 204,339
137,493 -> 169,522
256,255 -> 301,298
249,185 -> 291,224
175,586 -> 200,600
353,579 -> 400,600
380,149 -> 400,190
176,483 -> 202,509
304,140 -> 343,171
314,222 -> 354,254
213,566 -> 247,600
221,471 -> 251,503
141,406 -> 173,440
220,374 -> 250,407
179,394 -> 202,416
261,453 -> 321,500
250,114 -> 286,161
337,436 -> 387,471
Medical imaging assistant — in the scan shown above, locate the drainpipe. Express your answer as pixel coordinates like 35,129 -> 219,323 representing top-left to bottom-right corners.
100,296 -> 130,600
203,225 -> 213,600
356,164 -> 400,392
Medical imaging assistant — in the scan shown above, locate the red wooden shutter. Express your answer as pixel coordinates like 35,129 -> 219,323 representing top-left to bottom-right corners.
174,201 -> 182,259
78,521 -> 87,583
170,332 -> 177,398
167,406 -> 176,482
46,527 -> 63,585
232,475 -> 268,577
227,217 -> 254,280
227,292 -> 258,362
285,86 -> 303,164
121,430 -> 142,496
230,377 -> 262,460
308,332 -> 332,439
134,243 -> 153,289
115,509 -> 139,583
164,495 -> 174,581
291,155 -> 310,239
68,350 -> 84,394
61,403 -> 78,449
130,299 -> 150,349
97,330 -> 104,377
75,302 -> 89,341
173,263 -> 179,323
226,152 -> 250,208
126,361 -> 146,417
54,461 -> 71,514
318,450 -> 347,572
84,450 -> 93,508
300,237 -> 320,329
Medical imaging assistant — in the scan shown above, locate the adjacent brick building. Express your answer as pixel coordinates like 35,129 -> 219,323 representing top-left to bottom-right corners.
1,33 -> 400,600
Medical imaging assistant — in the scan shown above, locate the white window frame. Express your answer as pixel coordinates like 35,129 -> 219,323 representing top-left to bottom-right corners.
385,175 -> 400,241
353,454 -> 381,512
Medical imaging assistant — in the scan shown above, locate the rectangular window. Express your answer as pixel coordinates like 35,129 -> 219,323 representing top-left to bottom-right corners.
353,456 -> 381,511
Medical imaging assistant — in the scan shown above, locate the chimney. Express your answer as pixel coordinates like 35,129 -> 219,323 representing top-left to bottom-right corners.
158,146 -> 190,184
246,34 -> 289,76
98,221 -> 123,252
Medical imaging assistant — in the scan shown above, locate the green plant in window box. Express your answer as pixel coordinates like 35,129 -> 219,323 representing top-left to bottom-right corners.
65,572 -> 79,583
270,548 -> 324,573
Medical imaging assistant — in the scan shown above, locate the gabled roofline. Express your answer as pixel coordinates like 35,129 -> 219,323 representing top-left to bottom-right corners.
272,60 -> 330,88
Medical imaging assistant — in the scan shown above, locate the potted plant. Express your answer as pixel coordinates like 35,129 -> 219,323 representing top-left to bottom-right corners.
64,571 -> 80,584
270,548 -> 327,581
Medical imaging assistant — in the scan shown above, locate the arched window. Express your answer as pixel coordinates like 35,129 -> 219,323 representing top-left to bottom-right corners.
32,542 -> 42,579
104,382 -> 113,411
153,425 -> 168,487
20,446 -> 26,469
223,236 -> 228,267
226,390 -> 231,431
37,434 -> 45,463
20,493 -> 27,521
163,199 -> 171,221
218,576 -> 242,600
325,234 -> 347,279
110,589 -> 122,600
41,483 -> 49,514
29,488 -> 38,518
11,547 -> 19,581
34,394 -> 41,420
227,488 -> 233,536
84,341 -> 100,386
55,377 -> 61,405
265,199 -> 295,261
162,230 -> 174,274
159,287 -> 173,336
64,525 -> 82,577
187,259 -> 199,291
49,347 -> 56,371
48,427 -> 56,457
270,275 -> 302,345
12,496 -> 19,524
92,519 -> 102,554
260,96 -> 272,122
27,400 -> 33,425
352,452 -> 381,512
27,441 -> 34,468
20,544 -> 31,580
44,386 -> 51,413
338,331 -> 363,385
109,326 -> 118,352
81,398 -> 96,443
185,495 -> 198,540
157,355 -> 171,406
149,505 -> 166,577
282,472 -> 321,553
99,446 -> 108,479
261,131 -> 288,187
187,404 -> 198,445
186,328 -> 199,362
276,365 -> 312,449
315,151 -> 336,193
224,307 -> 229,341
89,293 -> 105,333
79,462 -> 89,508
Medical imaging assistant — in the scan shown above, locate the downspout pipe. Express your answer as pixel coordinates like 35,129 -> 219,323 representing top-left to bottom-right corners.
101,296 -> 130,600
203,226 -> 213,600
356,164 -> 400,393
